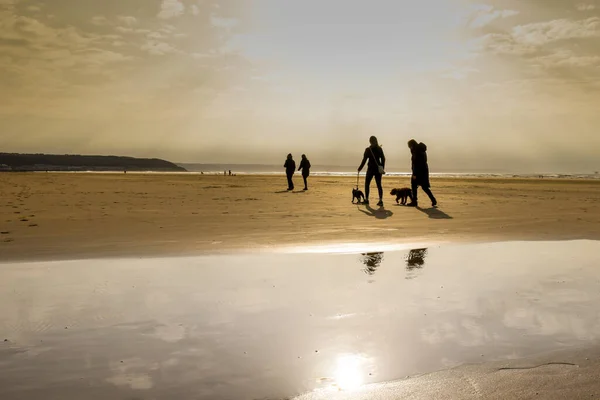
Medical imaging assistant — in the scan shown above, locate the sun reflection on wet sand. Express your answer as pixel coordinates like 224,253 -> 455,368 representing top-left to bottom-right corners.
333,354 -> 365,391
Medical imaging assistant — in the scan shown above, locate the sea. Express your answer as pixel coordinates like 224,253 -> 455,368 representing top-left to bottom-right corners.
177,163 -> 600,180
20,163 -> 599,180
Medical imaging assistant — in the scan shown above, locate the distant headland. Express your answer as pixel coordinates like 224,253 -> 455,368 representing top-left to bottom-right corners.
0,153 -> 187,172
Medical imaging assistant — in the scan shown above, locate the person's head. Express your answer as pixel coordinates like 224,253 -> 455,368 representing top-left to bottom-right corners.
369,136 -> 379,147
301,154 -> 306,159
287,153 -> 292,159
408,139 -> 418,150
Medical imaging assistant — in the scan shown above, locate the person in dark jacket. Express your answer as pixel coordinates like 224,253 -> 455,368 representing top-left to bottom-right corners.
407,139 -> 437,207
284,153 -> 296,190
298,154 -> 311,191
358,136 -> 386,206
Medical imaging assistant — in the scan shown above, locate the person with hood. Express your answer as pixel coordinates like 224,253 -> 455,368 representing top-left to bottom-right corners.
284,153 -> 296,191
357,136 -> 386,206
298,154 -> 311,191
407,139 -> 437,207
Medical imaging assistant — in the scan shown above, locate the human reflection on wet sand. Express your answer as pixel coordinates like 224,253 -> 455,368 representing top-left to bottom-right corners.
405,248 -> 427,279
360,252 -> 384,275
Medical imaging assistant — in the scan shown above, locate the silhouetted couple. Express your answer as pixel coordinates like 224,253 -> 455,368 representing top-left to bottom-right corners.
284,154 -> 311,191
357,136 -> 437,208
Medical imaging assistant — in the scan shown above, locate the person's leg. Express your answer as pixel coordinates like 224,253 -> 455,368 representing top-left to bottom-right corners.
287,173 -> 293,190
303,175 -> 308,190
409,179 -> 419,206
364,170 -> 374,202
375,173 -> 383,206
422,186 -> 437,206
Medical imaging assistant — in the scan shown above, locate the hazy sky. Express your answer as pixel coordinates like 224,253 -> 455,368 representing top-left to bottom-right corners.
1,0 -> 600,172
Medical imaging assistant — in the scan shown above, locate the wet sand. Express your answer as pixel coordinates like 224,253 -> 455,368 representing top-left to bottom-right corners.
1,172 -> 599,261
1,241 -> 600,399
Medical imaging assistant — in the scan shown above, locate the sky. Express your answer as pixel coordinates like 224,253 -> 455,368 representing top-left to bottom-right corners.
1,0 -> 600,172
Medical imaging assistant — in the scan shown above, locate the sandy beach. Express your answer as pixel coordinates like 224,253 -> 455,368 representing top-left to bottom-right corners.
1,172 -> 599,261
2,172 -> 600,399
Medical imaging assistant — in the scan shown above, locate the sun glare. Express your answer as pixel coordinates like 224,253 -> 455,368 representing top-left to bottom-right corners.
334,354 -> 365,391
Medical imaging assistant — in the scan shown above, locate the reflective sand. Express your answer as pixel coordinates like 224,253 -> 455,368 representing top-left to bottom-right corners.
1,240 -> 600,399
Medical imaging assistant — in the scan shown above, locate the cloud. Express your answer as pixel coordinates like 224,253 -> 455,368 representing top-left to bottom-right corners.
535,48 -> 600,68
91,15 -> 108,26
478,33 -> 538,55
117,15 -> 137,27
140,40 -> 180,55
576,3 -> 596,11
158,0 -> 185,19
480,17 -> 600,54
468,5 -> 520,29
191,5 -> 199,16
513,17 -> 600,46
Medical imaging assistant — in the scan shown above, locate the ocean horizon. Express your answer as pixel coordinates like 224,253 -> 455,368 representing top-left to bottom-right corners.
176,163 -> 600,180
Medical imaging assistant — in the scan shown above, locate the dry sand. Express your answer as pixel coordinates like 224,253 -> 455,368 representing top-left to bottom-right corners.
1,172 -> 599,261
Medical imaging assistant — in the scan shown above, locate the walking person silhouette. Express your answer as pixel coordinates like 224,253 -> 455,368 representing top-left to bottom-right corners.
407,139 -> 437,207
284,154 -> 296,191
357,136 -> 386,207
298,154 -> 311,190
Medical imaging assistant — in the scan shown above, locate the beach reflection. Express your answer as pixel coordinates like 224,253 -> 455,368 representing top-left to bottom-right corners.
405,248 -> 427,279
1,240 -> 600,400
360,252 -> 384,275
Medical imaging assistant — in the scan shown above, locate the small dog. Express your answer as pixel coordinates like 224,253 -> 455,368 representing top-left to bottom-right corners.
352,188 -> 366,204
390,188 -> 413,205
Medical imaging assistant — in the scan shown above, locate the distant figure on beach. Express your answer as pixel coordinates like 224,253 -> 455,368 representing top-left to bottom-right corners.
284,154 -> 296,191
358,136 -> 386,206
298,154 -> 311,191
407,139 -> 437,207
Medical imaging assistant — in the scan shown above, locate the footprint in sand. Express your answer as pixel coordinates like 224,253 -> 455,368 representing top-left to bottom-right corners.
28,224 -> 38,227
20,218 -> 29,222
1,231 -> 9,235
3,238 -> 14,243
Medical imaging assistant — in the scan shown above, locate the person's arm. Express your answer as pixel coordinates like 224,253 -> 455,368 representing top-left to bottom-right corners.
380,148 -> 386,169
357,149 -> 368,171
284,160 -> 288,168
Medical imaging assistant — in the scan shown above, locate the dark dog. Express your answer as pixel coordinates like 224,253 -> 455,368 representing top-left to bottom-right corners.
390,188 -> 413,205
352,188 -> 366,204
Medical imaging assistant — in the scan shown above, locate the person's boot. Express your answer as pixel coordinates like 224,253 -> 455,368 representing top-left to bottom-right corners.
431,198 -> 437,207
406,200 -> 418,207
377,199 -> 384,207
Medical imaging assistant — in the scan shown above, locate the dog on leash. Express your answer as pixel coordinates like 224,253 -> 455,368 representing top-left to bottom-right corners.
352,188 -> 366,204
390,188 -> 413,205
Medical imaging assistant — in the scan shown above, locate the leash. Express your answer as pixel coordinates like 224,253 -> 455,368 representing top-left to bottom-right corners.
356,171 -> 360,189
